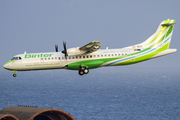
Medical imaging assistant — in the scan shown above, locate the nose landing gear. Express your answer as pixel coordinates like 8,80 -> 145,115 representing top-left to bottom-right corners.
13,74 -> 17,77
12,70 -> 17,77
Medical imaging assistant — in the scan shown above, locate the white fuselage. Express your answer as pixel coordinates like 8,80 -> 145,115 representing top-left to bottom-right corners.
4,48 -> 133,71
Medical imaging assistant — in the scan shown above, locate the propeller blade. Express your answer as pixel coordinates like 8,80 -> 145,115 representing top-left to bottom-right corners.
62,41 -> 68,59
55,44 -> 58,52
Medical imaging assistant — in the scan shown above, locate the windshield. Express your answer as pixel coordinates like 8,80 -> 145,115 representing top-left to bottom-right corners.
11,57 -> 22,60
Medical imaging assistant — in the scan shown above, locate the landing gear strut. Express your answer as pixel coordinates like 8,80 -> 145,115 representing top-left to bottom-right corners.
78,66 -> 89,76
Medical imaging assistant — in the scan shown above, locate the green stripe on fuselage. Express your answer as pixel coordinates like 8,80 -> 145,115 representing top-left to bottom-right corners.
4,60 -> 17,65
66,41 -> 170,70
66,46 -> 153,70
116,42 -> 170,65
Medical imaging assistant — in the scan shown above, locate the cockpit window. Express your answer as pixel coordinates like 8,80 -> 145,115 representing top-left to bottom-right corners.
11,57 -> 15,60
11,57 -> 22,60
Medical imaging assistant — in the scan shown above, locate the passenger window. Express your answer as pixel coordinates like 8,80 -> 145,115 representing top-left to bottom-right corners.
101,55 -> 103,57
87,56 -> 89,58
115,54 -> 117,56
59,57 -> 61,60
76,56 -> 78,59
118,54 -> 121,56
52,57 -> 53,60
97,55 -> 99,57
108,54 -> 110,56
19,57 -> 22,60
112,54 -> 113,56
41,58 -> 43,60
79,56 -> 82,58
83,56 -> 85,58
122,54 -> 124,56
69,57 -> 71,59
48,58 -> 50,60
45,58 -> 47,60
90,55 -> 92,58
94,55 -> 96,57
55,57 -> 57,59
105,54 -> 107,57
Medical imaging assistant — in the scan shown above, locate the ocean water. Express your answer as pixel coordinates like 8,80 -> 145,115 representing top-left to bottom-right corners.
0,67 -> 180,120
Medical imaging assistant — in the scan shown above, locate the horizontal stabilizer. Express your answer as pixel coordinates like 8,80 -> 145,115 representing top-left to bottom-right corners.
161,22 -> 175,26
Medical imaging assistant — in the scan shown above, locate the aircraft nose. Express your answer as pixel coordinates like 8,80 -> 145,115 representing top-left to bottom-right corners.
3,61 -> 15,70
3,64 -> 8,69
3,62 -> 11,70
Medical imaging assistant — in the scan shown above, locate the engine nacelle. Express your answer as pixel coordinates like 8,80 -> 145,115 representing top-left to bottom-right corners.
66,47 -> 86,56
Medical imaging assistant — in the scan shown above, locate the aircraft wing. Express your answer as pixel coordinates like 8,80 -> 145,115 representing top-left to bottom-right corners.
79,41 -> 102,54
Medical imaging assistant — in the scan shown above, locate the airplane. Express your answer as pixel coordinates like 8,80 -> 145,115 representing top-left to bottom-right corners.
3,19 -> 177,77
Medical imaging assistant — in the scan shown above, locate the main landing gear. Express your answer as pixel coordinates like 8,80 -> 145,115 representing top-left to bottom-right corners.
78,66 -> 89,76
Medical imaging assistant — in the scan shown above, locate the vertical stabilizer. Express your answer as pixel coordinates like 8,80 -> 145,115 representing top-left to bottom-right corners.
141,19 -> 175,49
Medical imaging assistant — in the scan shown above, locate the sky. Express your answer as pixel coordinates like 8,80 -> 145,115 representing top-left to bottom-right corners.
0,0 -> 180,71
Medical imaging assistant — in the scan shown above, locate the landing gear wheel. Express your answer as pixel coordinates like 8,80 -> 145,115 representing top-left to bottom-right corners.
13,74 -> 17,77
79,70 -> 84,76
84,68 -> 89,74
79,66 -> 89,75
80,66 -> 85,70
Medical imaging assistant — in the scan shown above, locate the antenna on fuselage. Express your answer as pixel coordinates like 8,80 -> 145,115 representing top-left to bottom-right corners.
24,51 -> 26,54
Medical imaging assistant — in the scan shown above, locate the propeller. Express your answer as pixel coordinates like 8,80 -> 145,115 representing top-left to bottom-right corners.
62,41 -> 68,59
55,44 -> 58,52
